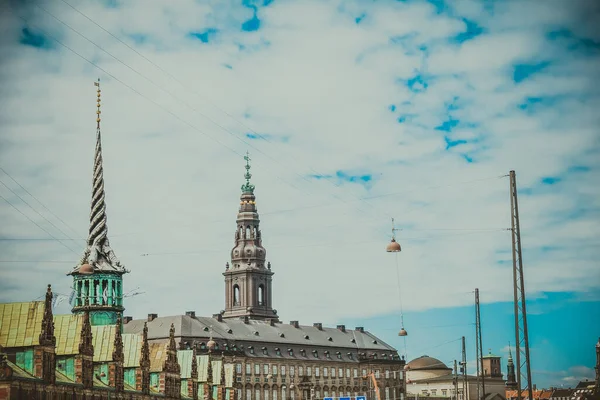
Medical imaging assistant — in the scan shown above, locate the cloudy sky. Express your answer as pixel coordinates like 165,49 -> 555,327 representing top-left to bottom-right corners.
1,0 -> 599,389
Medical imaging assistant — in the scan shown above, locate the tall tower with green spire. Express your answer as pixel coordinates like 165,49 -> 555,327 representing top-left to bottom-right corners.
67,79 -> 128,326
506,343 -> 517,389
221,152 -> 278,321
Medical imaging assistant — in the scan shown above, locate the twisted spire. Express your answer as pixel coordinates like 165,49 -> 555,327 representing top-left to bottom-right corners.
71,79 -> 126,274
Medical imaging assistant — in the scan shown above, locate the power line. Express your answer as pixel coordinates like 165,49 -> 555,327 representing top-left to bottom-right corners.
0,166 -> 84,240
54,0 -> 395,223
137,229 -> 506,257
0,193 -> 79,256
28,1 -> 364,219
50,0 -> 510,240
0,179 -> 82,254
6,4 -> 509,246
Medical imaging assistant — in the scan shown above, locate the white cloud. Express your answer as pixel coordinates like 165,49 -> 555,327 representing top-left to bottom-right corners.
0,0 -> 598,334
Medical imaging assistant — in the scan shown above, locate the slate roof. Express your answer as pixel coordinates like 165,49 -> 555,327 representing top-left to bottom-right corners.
124,315 -> 397,357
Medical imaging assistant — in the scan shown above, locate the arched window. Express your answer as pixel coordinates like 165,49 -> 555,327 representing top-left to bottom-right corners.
246,226 -> 251,239
258,285 -> 265,306
234,285 -> 241,306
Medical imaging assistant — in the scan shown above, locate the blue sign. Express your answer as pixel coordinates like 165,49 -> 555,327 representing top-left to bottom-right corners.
357,397 -> 366,400
324,398 -> 333,400
340,397 -> 351,400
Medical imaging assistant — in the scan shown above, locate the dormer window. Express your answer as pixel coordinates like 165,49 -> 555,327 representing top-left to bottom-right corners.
312,350 -> 318,358
348,353 -> 353,360
254,331 -> 259,336
200,342 -> 207,350
262,347 -> 268,355
327,337 -> 333,341
227,329 -> 233,334
288,348 -> 294,356
300,349 -> 306,357
372,340 -> 378,344
351,339 -> 356,343
279,332 -> 285,338
324,351 -> 330,359
304,335 -> 310,340
203,327 -> 210,332
336,351 -> 342,359
249,346 -> 254,354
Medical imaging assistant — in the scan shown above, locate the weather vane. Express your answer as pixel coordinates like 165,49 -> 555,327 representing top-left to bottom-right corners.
241,151 -> 255,193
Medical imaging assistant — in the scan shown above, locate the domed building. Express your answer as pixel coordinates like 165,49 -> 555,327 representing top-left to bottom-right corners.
405,354 -> 507,400
405,355 -> 452,381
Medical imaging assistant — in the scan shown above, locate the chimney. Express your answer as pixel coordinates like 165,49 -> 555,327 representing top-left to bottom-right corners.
212,313 -> 223,322
313,323 -> 323,330
337,325 -> 346,332
355,327 -> 364,333
148,313 -> 158,322
186,311 -> 196,318
290,320 -> 299,328
123,316 -> 133,324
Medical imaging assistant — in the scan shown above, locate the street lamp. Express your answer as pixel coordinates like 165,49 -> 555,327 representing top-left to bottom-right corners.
386,218 -> 402,252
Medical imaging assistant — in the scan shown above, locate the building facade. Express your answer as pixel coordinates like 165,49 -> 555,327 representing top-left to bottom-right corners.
123,153 -> 407,400
1,84 -> 405,398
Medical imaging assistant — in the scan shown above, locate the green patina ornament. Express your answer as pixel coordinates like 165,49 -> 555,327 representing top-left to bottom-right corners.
241,151 -> 255,193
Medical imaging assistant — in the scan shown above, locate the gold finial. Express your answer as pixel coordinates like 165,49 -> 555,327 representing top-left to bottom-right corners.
94,78 -> 101,130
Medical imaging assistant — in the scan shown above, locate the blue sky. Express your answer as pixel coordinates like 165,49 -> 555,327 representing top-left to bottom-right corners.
0,0 -> 599,390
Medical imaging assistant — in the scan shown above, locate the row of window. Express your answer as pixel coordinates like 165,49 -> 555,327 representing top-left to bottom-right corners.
237,364 -> 403,381
238,386 -> 401,400
194,342 -> 392,361
423,389 -> 454,396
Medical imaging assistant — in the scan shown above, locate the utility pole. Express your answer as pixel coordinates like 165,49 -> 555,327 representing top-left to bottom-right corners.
509,170 -> 533,400
461,336 -> 467,400
475,288 -> 486,399
475,289 -> 481,400
454,360 -> 459,400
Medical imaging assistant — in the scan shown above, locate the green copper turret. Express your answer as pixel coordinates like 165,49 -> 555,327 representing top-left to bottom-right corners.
67,80 -> 128,326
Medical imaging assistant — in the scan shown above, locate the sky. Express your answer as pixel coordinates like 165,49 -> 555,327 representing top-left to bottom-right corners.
0,0 -> 599,391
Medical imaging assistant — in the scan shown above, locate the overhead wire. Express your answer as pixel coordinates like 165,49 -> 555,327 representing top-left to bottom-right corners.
25,1 -> 371,219
0,178 -> 82,251
0,167 -> 84,241
36,0 -> 510,235
53,0 -> 397,221
7,3 -> 509,247
0,193 -> 80,256
5,5 -> 511,279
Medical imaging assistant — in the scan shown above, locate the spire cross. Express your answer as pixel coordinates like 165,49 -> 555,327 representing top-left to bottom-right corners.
241,151 -> 255,193
94,79 -> 101,131
244,151 -> 252,182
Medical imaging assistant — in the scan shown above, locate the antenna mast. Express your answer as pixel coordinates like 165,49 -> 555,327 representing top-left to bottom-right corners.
509,170 -> 533,400
461,336 -> 467,400
475,288 -> 486,399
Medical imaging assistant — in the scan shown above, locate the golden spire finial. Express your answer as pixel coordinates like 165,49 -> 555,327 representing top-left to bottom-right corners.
94,78 -> 101,130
